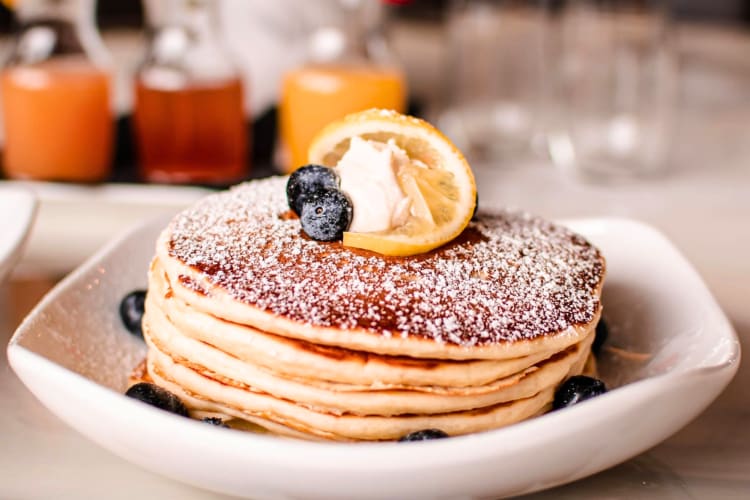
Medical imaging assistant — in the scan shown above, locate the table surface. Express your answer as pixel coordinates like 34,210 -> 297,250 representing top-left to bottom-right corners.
2,22 -> 750,500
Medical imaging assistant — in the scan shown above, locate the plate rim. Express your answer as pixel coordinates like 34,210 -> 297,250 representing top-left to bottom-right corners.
0,185 -> 37,280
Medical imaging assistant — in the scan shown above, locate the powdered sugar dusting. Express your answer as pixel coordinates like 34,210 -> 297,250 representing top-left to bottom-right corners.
167,177 -> 604,346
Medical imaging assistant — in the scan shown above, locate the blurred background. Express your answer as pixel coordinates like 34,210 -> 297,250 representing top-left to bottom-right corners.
3,4 -> 750,499
0,0 -> 749,187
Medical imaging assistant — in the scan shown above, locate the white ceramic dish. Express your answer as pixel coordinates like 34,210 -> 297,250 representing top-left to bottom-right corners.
0,180 -> 208,276
7,216 -> 740,500
0,186 -> 37,282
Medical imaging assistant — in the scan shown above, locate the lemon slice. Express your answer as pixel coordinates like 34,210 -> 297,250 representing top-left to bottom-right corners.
308,108 -> 476,256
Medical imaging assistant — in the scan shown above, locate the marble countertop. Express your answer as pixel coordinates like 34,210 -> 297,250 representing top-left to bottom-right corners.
2,21 -> 750,500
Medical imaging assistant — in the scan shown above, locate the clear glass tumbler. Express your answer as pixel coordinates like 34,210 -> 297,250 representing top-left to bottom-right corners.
438,0 -> 551,166
547,0 -> 676,181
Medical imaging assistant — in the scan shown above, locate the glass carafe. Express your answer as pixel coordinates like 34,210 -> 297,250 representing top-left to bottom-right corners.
278,0 -> 407,173
1,0 -> 113,182
134,0 -> 249,185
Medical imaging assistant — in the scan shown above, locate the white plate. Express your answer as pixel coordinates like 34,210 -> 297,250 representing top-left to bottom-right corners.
7,216 -> 740,500
0,186 -> 36,282
0,180 -> 208,276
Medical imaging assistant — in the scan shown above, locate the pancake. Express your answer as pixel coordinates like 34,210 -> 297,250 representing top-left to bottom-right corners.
147,353 -> 561,441
156,177 -> 605,360
136,176 -> 606,440
148,259 -> 569,389
144,305 -> 593,415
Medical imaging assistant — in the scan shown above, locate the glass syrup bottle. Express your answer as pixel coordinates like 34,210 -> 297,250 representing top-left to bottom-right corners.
133,0 -> 249,185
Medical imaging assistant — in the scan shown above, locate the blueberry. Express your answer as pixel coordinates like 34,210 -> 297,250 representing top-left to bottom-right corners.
300,189 -> 353,241
125,382 -> 189,417
120,290 -> 146,338
202,417 -> 230,428
286,164 -> 340,215
398,429 -> 450,442
553,375 -> 607,410
592,318 -> 609,356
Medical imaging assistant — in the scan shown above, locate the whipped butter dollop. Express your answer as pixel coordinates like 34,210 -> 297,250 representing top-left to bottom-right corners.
335,136 -> 413,233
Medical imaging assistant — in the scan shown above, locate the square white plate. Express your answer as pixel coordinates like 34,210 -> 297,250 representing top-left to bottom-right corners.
0,186 -> 36,282
7,216 -> 740,500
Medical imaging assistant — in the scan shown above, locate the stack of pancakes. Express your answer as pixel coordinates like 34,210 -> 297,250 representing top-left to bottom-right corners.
141,177 -> 605,441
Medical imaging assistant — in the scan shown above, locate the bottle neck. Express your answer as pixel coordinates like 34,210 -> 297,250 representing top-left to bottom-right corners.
144,0 -> 220,38
140,0 -> 238,87
308,0 -> 391,66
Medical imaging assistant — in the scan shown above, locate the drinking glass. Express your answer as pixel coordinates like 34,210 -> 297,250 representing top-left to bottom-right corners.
438,0 -> 551,165
547,0 -> 676,181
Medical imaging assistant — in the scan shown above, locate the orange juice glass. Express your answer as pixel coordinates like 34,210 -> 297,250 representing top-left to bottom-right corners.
279,64 -> 407,172
1,60 -> 113,181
